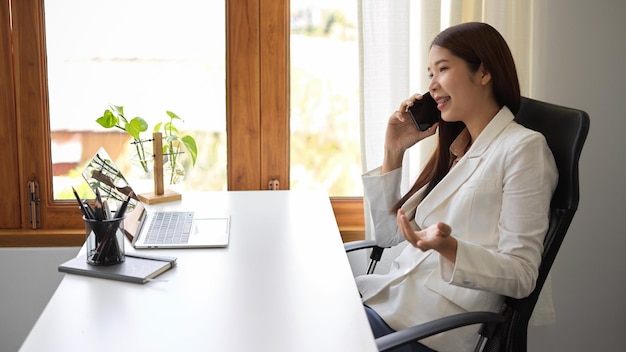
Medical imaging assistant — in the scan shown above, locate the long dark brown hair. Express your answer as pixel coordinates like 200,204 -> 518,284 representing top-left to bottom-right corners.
391,22 -> 520,213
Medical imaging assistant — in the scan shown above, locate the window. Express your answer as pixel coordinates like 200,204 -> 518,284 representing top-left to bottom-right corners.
0,0 -> 363,246
46,0 -> 228,200
290,1 -> 362,196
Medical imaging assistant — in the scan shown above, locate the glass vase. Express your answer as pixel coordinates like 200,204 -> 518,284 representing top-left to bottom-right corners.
164,159 -> 186,185
130,153 -> 154,177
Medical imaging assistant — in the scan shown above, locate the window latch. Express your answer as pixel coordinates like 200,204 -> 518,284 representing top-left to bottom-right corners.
28,180 -> 40,229
268,178 -> 280,190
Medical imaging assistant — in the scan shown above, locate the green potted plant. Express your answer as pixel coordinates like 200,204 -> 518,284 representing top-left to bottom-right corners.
96,105 -> 150,172
154,111 -> 198,185
96,105 -> 198,184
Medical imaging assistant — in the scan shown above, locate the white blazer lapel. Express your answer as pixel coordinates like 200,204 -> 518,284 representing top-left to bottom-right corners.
400,187 -> 427,230
414,106 -> 515,225
414,156 -> 482,224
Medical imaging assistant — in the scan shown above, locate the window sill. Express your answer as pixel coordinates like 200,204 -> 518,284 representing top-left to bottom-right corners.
0,229 -> 84,247
331,197 -> 365,243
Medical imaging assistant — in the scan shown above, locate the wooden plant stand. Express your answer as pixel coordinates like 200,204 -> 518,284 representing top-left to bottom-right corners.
137,132 -> 182,204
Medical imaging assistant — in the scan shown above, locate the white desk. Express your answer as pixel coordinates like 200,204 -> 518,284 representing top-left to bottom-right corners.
20,191 -> 377,352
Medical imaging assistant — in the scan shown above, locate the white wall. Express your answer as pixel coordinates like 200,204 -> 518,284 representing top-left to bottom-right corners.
527,1 -> 626,350
0,247 -> 79,352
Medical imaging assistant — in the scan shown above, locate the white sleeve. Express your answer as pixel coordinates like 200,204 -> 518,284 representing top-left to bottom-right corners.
362,167 -> 406,247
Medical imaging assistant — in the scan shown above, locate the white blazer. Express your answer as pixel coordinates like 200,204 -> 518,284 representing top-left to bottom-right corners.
357,107 -> 558,351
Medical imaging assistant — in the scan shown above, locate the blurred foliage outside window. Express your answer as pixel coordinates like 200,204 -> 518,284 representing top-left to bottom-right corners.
290,2 -> 363,196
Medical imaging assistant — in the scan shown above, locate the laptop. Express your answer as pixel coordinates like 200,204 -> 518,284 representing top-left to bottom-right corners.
81,147 -> 230,248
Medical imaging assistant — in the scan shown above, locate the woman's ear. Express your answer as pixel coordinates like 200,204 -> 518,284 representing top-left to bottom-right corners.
479,63 -> 492,85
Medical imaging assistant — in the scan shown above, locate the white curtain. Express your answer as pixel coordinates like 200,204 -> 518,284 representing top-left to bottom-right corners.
359,0 -> 534,241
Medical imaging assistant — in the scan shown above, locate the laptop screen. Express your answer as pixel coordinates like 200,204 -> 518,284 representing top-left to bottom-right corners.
81,147 -> 140,213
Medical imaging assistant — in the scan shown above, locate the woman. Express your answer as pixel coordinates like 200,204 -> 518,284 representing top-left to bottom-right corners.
357,22 -> 557,351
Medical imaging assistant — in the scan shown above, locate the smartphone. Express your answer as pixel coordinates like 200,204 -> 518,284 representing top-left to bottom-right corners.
407,92 -> 440,131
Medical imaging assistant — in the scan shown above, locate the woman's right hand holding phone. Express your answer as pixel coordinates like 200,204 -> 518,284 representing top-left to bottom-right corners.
382,94 -> 439,173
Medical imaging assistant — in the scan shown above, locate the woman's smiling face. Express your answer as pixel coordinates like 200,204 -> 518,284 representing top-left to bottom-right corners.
427,45 -> 488,125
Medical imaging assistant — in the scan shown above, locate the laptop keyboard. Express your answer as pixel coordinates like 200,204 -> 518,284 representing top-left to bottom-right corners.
145,212 -> 194,245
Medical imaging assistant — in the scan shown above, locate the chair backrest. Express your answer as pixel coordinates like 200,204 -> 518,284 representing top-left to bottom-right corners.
482,97 -> 590,352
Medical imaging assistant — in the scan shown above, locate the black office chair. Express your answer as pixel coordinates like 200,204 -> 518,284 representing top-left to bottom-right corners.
346,97 -> 590,352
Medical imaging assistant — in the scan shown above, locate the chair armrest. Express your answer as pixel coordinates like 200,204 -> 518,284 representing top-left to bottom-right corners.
376,311 -> 505,352
344,240 -> 387,275
344,239 -> 378,252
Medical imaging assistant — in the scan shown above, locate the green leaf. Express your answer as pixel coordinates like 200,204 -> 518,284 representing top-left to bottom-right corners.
110,104 -> 124,116
125,117 -> 149,140
134,116 -> 149,131
109,104 -> 128,124
181,135 -> 198,166
95,109 -> 118,129
162,122 -> 179,137
153,121 -> 163,133
166,110 -> 182,121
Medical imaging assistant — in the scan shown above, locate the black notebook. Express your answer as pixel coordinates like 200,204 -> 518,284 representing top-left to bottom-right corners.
58,253 -> 177,284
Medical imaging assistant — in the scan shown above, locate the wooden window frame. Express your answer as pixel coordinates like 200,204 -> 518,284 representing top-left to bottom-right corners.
0,0 -> 364,247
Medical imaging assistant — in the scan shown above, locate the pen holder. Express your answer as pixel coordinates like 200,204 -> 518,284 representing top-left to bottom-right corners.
84,216 -> 126,266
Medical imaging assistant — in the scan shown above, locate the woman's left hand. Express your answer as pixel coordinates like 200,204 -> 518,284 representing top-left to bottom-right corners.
397,209 -> 457,262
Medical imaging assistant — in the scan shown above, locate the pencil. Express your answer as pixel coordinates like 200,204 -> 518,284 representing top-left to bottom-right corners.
82,200 -> 95,220
94,199 -> 104,221
71,186 -> 90,219
115,191 -> 134,220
